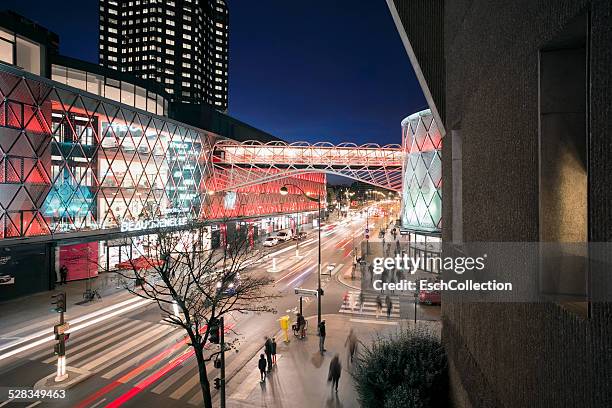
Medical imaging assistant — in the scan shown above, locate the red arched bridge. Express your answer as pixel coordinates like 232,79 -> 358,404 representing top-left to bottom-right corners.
208,140 -> 404,192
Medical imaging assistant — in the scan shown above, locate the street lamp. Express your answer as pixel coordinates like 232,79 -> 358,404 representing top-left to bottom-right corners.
280,184 -> 323,327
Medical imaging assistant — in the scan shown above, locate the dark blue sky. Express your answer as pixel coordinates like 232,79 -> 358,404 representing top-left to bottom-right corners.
2,1 -> 425,146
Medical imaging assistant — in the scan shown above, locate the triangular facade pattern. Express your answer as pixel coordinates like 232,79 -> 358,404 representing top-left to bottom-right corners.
0,69 -> 215,239
400,110 -> 442,232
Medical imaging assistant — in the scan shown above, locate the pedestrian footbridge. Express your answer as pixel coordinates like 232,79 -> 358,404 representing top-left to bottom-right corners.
209,140 -> 404,192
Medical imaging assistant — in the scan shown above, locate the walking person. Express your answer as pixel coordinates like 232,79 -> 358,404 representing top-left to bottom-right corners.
258,354 -> 267,382
385,295 -> 393,319
264,336 -> 273,371
318,320 -> 327,353
359,291 -> 365,314
59,265 -> 68,285
344,328 -> 358,364
348,291 -> 355,312
375,295 -> 382,318
271,337 -> 277,365
328,354 -> 342,393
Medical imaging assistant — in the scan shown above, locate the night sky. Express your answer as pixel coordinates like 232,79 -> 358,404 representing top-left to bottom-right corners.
2,1 -> 425,147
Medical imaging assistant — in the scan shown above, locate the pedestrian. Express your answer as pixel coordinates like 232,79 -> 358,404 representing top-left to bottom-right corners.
258,354 -> 267,382
348,291 -> 355,312
59,265 -> 68,285
376,295 -> 382,318
271,337 -> 277,365
344,328 -> 358,364
318,320 -> 327,353
359,291 -> 365,314
264,336 -> 273,371
297,313 -> 306,339
328,354 -> 342,392
385,295 -> 392,318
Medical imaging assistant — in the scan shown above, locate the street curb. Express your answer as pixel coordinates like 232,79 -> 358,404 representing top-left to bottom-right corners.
33,366 -> 93,390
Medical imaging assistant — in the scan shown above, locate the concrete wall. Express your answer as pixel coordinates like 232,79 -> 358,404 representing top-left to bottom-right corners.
441,1 -> 612,407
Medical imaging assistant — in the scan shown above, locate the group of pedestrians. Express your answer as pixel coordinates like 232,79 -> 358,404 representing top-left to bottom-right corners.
258,336 -> 277,382
343,291 -> 366,314
256,316 -> 360,396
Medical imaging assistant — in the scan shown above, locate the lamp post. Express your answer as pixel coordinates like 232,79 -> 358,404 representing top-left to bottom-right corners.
280,184 -> 322,327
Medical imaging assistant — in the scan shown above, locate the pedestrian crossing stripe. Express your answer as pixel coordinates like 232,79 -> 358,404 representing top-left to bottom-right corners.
340,291 -> 401,317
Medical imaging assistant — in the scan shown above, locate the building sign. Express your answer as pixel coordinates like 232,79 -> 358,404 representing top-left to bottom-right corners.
120,217 -> 189,232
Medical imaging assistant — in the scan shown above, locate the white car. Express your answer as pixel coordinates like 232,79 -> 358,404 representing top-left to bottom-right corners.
262,237 -> 279,247
275,231 -> 292,242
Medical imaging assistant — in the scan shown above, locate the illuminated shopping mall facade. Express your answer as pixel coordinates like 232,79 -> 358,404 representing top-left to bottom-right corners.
0,12 -> 323,300
400,109 -> 442,235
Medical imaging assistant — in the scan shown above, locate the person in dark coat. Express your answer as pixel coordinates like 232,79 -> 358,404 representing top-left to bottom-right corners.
264,336 -> 273,371
258,354 -> 267,382
328,354 -> 342,392
271,337 -> 277,364
344,328 -> 358,364
59,265 -> 68,285
318,320 -> 327,353
297,313 -> 306,338
385,295 -> 393,318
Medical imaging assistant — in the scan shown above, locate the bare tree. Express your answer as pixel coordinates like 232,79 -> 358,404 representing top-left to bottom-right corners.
114,221 -> 276,408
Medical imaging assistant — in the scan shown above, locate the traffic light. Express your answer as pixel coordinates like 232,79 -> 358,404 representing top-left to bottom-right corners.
213,378 -> 221,389
51,292 -> 66,313
208,319 -> 220,344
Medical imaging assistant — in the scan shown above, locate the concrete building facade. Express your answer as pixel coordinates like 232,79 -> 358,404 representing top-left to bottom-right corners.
388,1 -> 612,406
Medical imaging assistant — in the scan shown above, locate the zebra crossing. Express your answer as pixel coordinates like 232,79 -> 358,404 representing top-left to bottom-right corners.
26,316 -> 228,405
339,290 -> 401,318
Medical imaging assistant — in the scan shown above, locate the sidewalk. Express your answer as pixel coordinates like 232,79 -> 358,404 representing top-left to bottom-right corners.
223,314 -> 435,408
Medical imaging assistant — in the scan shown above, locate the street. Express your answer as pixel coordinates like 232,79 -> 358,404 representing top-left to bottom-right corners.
0,212 -> 440,408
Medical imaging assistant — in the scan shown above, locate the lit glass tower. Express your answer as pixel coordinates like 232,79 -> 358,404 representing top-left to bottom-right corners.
98,0 -> 229,110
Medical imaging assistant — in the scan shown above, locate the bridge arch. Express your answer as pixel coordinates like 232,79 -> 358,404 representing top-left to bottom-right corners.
208,139 -> 404,192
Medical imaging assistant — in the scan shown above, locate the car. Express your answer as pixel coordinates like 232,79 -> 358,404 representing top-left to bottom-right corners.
217,272 -> 240,295
275,231 -> 292,242
293,231 -> 307,240
418,289 -> 441,305
262,237 -> 279,247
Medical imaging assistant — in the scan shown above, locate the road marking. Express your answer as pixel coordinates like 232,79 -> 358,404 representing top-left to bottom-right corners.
42,319 -> 148,364
101,331 -> 184,379
88,398 -> 106,408
25,402 -> 41,408
169,365 -> 200,399
89,325 -> 174,373
0,399 -> 14,407
80,324 -> 169,371
152,357 -> 196,395
349,318 -> 398,326
0,298 -> 151,362
0,296 -> 144,353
